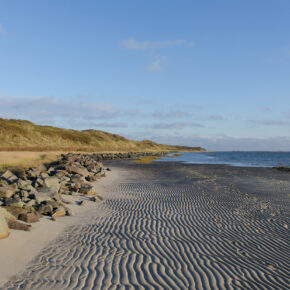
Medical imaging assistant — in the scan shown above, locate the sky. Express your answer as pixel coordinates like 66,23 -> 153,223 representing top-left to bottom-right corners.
0,0 -> 290,151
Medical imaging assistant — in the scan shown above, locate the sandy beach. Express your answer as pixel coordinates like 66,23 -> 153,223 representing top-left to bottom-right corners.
0,161 -> 289,289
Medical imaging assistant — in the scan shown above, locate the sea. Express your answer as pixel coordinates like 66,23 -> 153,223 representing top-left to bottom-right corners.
158,151 -> 290,168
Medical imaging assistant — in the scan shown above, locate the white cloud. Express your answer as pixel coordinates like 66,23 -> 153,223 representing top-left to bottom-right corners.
146,59 -> 162,72
0,94 -> 121,129
249,119 -> 289,126
152,122 -> 203,129
89,122 -> 128,128
130,133 -> 290,151
121,38 -> 195,50
152,110 -> 190,118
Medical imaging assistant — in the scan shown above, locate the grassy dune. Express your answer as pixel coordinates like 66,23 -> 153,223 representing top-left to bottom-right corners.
0,151 -> 61,172
0,118 -> 205,153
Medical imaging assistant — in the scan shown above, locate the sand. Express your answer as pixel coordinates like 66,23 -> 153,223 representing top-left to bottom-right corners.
0,161 -> 289,289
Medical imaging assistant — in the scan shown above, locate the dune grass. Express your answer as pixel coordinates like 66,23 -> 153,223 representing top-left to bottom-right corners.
0,118 -> 205,153
0,151 -> 61,172
0,118 -> 205,171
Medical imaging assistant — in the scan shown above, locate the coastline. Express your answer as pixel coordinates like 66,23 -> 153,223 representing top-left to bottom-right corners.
1,161 -> 289,289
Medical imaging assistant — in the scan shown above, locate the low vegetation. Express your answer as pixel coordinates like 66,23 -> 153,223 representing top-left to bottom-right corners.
0,118 -> 205,153
134,156 -> 162,164
0,152 -> 61,172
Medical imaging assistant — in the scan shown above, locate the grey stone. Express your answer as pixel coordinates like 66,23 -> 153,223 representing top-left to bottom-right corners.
43,177 -> 60,193
19,212 -> 39,223
5,198 -> 24,208
1,170 -> 18,183
17,179 -> 32,190
65,164 -> 90,177
7,220 -> 31,231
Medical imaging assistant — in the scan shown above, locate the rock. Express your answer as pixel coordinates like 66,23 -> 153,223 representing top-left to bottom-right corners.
43,177 -> 60,192
37,204 -> 53,215
5,198 -> 24,208
65,164 -> 90,177
79,185 -> 96,195
7,220 -> 31,231
34,178 -> 45,187
14,169 -> 27,180
46,200 -> 60,210
26,164 -> 46,178
90,195 -> 104,202
70,175 -> 86,184
0,185 -> 16,199
85,175 -> 97,182
40,172 -> 49,179
19,212 -> 39,223
23,200 -> 37,212
55,170 -> 68,178
17,179 -> 32,190
52,207 -> 66,219
0,179 -> 9,186
1,170 -> 18,183
36,187 -> 58,202
3,206 -> 27,219
0,213 -> 9,239
273,166 -> 290,172
0,207 -> 16,221
0,207 -> 15,239
19,190 -> 29,198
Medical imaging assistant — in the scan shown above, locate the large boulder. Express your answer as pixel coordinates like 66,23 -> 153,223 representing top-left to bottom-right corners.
17,179 -> 32,190
26,164 -> 47,178
5,198 -> 24,208
52,207 -> 66,219
7,220 -> 31,231
3,206 -> 27,219
37,204 -> 53,215
0,214 -> 9,239
1,170 -> 18,184
23,199 -> 37,212
0,185 -> 17,199
65,164 -> 90,177
19,212 -> 39,223
35,187 -> 58,202
43,177 -> 60,193
79,185 -> 97,195
0,207 -> 16,239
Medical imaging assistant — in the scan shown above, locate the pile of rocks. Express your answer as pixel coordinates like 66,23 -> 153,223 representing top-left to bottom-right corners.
90,151 -> 167,161
0,154 -> 107,240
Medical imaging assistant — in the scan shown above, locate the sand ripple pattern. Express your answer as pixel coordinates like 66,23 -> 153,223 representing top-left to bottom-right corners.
2,174 -> 290,289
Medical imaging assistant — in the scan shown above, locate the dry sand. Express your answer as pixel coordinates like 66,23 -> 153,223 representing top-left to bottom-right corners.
0,161 -> 289,289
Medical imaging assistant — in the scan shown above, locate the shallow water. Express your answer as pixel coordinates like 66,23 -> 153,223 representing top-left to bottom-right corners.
159,151 -> 290,167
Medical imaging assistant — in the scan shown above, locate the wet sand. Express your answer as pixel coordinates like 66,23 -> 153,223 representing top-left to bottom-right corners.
1,161 -> 289,289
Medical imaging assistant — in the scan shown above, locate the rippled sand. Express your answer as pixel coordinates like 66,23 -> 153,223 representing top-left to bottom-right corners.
1,162 -> 289,289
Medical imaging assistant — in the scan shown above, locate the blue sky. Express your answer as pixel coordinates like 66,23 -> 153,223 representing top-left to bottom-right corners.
0,0 -> 290,150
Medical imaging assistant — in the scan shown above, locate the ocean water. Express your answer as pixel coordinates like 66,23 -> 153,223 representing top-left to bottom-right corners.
158,151 -> 290,167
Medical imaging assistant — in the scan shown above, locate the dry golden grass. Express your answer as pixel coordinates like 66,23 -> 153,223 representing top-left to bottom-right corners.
0,118 -> 205,153
0,151 -> 61,172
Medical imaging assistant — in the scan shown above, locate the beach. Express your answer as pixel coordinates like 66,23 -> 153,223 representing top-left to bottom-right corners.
0,161 -> 289,289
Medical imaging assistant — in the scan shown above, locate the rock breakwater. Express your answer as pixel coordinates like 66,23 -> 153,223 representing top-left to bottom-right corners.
0,153 -> 108,240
